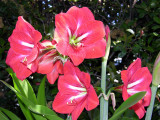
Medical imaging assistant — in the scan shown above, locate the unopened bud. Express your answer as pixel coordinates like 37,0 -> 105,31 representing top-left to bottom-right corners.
152,52 -> 160,86
105,25 -> 110,42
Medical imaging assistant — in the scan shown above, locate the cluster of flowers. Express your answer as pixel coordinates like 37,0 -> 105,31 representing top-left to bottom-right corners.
6,6 -> 106,120
6,6 -> 152,120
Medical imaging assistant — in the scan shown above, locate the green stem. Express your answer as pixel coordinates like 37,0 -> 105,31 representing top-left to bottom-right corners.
145,84 -> 158,120
66,115 -> 72,120
100,35 -> 111,120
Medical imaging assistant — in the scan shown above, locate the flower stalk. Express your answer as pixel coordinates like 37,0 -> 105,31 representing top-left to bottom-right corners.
145,84 -> 157,120
100,28 -> 111,120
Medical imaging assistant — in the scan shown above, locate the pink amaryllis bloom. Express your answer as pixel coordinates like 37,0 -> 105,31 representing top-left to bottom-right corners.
6,16 -> 42,80
37,40 -> 67,84
54,6 -> 106,66
52,61 -> 99,120
116,58 -> 152,119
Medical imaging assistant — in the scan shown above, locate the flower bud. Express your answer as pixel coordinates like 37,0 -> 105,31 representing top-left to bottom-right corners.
152,52 -> 160,86
105,25 -> 110,42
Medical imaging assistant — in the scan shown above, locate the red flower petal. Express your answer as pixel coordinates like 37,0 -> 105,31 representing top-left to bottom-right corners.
85,85 -> 99,111
128,67 -> 152,91
55,13 -> 77,55
15,16 -> 35,34
58,75 -> 86,96
67,6 -> 94,26
9,31 -> 35,55
67,45 -> 85,66
47,68 -> 59,84
131,103 -> 146,119
143,88 -> 151,107
63,61 -> 77,75
76,20 -> 105,45
71,98 -> 87,120
75,71 -> 91,89
6,49 -> 32,80
127,58 -> 141,82
37,49 -> 57,74
46,60 -> 63,84
121,70 -> 128,86
52,93 -> 76,114
9,16 -> 41,54
84,39 -> 106,58
122,86 -> 129,101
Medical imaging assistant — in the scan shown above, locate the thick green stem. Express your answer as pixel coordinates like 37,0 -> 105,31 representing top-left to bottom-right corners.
145,84 -> 158,120
100,35 -> 111,120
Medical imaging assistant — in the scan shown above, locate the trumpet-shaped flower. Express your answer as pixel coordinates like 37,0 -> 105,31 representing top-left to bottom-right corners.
54,6 -> 106,66
52,61 -> 99,120
37,40 -> 65,84
6,16 -> 42,80
117,58 -> 152,119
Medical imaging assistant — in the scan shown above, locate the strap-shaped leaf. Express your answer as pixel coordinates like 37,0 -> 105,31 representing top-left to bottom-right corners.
0,80 -> 62,120
109,91 -> 146,120
0,111 -> 9,120
6,68 -> 37,104
37,76 -> 46,106
0,107 -> 20,120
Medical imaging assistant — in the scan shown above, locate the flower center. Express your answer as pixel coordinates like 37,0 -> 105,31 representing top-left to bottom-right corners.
68,28 -> 90,46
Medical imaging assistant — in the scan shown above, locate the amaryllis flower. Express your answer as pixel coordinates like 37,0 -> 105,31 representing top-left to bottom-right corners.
116,58 -> 152,119
6,16 -> 42,80
37,40 -> 67,84
52,61 -> 99,120
54,6 -> 106,66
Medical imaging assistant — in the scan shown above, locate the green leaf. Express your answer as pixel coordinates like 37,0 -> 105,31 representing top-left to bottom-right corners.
0,111 -> 9,120
0,38 -> 5,46
0,80 -> 62,120
6,68 -> 37,104
153,16 -> 160,24
37,76 -> 46,106
109,91 -> 146,120
33,113 -> 47,120
152,25 -> 160,30
19,80 -> 37,104
6,68 -> 26,96
0,79 -> 34,120
17,98 -> 34,120
0,107 -> 20,120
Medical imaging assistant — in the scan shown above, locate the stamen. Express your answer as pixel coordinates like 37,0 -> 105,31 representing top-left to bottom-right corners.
74,32 -> 90,43
22,57 -> 27,62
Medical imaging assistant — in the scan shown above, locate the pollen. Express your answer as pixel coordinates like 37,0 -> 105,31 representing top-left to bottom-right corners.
22,57 -> 27,62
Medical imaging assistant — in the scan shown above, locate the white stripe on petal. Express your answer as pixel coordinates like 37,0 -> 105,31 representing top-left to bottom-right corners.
127,79 -> 142,88
67,27 -> 72,38
68,85 -> 86,91
70,92 -> 87,101
75,75 -> 84,87
21,41 -> 34,48
127,89 -> 140,95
